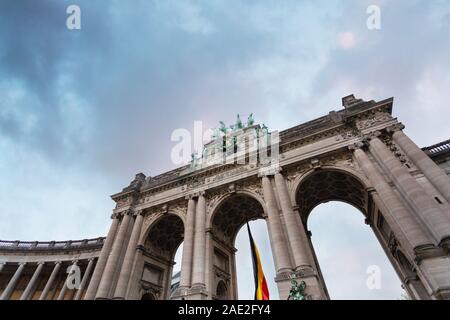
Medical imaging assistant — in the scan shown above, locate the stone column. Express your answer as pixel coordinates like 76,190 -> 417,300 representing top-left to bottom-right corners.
0,262 -> 26,300
39,261 -> 61,300
124,248 -> 144,299
191,193 -> 207,296
74,258 -> 95,300
369,135 -> 450,245
0,262 -> 5,274
204,229 -> 213,298
274,172 -> 312,269
57,261 -> 78,300
390,125 -> 450,203
84,215 -> 120,300
179,196 -> 196,289
113,210 -> 144,299
95,211 -> 132,299
20,262 -> 45,300
261,175 -> 292,273
353,145 -> 433,253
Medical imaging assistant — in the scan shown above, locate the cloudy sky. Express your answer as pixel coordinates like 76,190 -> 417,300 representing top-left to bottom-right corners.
1,0 -> 450,299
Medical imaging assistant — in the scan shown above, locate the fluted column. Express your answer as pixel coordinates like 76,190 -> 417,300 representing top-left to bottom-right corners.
274,172 -> 312,269
0,262 -> 26,300
179,196 -> 196,288
353,145 -> 433,252
39,261 -> 61,300
95,211 -> 132,299
191,193 -> 206,287
84,215 -> 120,299
369,135 -> 450,244
20,262 -> 45,300
390,126 -> 450,203
113,210 -> 144,299
74,258 -> 95,300
261,175 -> 292,273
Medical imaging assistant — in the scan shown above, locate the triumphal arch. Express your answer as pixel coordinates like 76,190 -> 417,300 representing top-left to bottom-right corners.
1,95 -> 450,300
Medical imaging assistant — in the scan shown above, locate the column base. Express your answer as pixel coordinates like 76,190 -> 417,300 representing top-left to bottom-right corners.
417,256 -> 450,300
275,268 -> 326,300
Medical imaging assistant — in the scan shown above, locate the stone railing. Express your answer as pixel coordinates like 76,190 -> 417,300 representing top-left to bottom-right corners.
0,237 -> 105,252
422,139 -> 450,158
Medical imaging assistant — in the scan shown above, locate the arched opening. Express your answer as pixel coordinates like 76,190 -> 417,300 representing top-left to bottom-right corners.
142,214 -> 184,300
170,244 -> 183,296
295,169 -> 408,299
216,280 -> 228,300
308,202 -> 404,299
210,193 -> 271,300
235,219 -> 278,299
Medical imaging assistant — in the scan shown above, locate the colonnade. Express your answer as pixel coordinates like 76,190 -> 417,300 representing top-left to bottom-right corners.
0,258 -> 95,300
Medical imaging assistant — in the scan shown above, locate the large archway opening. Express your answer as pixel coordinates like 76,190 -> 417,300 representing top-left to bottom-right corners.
308,202 -> 405,299
235,219 -> 278,299
295,169 -> 407,300
142,214 -> 184,300
210,193 -> 273,300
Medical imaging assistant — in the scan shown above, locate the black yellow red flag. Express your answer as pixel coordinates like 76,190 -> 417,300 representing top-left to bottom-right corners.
247,222 -> 270,300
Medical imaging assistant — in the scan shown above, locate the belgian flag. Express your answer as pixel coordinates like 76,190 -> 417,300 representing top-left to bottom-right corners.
247,222 -> 270,300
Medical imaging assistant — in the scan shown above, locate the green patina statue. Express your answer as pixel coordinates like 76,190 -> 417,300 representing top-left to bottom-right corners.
215,113 -> 255,138
288,279 -> 307,300
247,113 -> 254,126
190,151 -> 198,169
235,114 -> 243,130
219,121 -> 228,135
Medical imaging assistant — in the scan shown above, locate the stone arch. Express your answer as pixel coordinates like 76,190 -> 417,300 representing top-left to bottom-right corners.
210,192 -> 266,244
134,213 -> 185,300
289,165 -> 370,209
144,214 -> 184,261
207,189 -> 267,231
139,209 -> 186,246
293,167 -> 420,299
293,167 -> 369,226
208,192 -> 268,300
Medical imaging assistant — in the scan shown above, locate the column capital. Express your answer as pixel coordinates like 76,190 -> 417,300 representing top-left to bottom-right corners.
114,209 -> 133,218
36,261 -> 46,266
18,262 -> 27,266
348,141 -> 365,152
185,194 -> 195,200
188,190 -> 206,198
363,130 -> 382,141
258,164 -> 281,177
133,209 -> 145,217
386,123 -> 405,133
111,210 -> 130,220
87,257 -> 96,262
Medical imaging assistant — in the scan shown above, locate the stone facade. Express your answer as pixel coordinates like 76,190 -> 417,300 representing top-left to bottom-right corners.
1,95 -> 450,300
